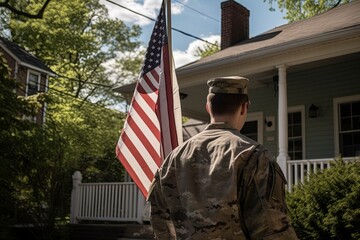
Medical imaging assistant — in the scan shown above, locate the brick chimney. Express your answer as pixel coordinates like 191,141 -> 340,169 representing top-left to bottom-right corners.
221,0 -> 250,50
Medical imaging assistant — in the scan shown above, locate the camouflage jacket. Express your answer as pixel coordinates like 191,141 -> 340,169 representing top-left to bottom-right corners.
147,123 -> 298,240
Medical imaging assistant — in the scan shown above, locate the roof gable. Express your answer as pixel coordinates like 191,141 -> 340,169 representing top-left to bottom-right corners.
0,37 -> 55,76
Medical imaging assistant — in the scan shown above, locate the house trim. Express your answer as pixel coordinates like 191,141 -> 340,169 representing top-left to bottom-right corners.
0,42 -> 55,77
26,70 -> 41,97
288,105 -> 306,160
333,94 -> 360,157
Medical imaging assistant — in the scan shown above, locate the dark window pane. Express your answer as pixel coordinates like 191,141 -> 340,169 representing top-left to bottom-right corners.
340,133 -> 353,146
288,113 -> 293,124
352,101 -> 360,115
294,139 -> 302,151
293,124 -> 302,137
341,146 -> 354,157
353,116 -> 360,130
355,145 -> 360,156
288,126 -> 293,138
293,112 -> 301,124
340,103 -> 351,117
341,117 -> 352,131
354,132 -> 360,144
294,152 -> 303,160
288,140 -> 294,151
28,73 -> 39,95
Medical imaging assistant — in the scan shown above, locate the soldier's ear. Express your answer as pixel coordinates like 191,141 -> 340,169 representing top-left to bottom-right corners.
240,102 -> 247,115
206,102 -> 210,115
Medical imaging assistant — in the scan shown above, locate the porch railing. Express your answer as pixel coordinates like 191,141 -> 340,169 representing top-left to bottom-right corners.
286,157 -> 356,192
70,157 -> 357,223
70,171 -> 146,224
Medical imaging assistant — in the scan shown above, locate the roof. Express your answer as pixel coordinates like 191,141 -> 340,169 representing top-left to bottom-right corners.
0,37 -> 55,76
177,0 -> 360,74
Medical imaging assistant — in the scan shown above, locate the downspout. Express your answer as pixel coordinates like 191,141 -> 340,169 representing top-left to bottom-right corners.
276,64 -> 289,179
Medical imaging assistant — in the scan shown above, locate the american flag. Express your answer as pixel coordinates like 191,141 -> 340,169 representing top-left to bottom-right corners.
116,0 -> 182,197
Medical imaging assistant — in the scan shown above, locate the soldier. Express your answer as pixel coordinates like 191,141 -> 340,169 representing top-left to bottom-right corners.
147,76 -> 298,239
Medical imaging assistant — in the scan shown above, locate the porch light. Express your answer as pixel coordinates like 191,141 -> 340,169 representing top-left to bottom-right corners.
309,104 -> 319,118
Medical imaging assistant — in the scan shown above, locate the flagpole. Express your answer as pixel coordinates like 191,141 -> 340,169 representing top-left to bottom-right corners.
166,0 -> 173,74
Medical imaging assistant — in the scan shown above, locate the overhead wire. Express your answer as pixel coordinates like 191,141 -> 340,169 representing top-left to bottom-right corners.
19,81 -> 126,114
173,0 -> 220,23
104,0 -> 218,46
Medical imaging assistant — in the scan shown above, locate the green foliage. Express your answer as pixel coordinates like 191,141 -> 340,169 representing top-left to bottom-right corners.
195,41 -> 220,58
6,0 -> 143,105
1,0 -> 133,237
287,158 -> 360,239
264,0 -> 353,22
0,54 -> 67,239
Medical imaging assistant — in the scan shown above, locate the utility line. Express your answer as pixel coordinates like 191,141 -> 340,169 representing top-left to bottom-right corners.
25,81 -> 125,113
173,0 -> 220,23
104,0 -> 218,47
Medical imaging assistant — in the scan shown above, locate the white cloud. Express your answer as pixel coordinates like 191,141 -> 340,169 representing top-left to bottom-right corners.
100,0 -> 186,26
173,35 -> 220,68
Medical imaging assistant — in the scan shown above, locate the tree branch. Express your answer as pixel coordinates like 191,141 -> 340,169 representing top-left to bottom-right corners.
0,0 -> 51,19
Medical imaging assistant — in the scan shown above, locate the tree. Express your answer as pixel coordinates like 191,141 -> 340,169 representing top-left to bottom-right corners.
0,0 -> 51,19
195,40 -> 220,58
0,0 -> 139,236
2,0 -> 142,167
6,0 -> 143,105
0,53 -> 66,239
264,0 -> 353,22
287,158 -> 360,239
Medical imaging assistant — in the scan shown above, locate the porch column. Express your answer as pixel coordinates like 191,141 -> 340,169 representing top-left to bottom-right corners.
276,64 -> 289,179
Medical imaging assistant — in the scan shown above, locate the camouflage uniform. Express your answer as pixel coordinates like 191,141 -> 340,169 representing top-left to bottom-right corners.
148,124 -> 298,240
148,76 -> 297,239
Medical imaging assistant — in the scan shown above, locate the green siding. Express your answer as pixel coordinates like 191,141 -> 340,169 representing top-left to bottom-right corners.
249,57 -> 360,159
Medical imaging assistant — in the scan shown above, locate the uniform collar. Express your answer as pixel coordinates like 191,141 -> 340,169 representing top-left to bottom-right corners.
204,122 -> 237,131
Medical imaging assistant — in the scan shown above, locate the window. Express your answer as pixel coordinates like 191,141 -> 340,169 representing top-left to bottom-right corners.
27,72 -> 40,96
338,100 -> 360,157
288,106 -> 305,160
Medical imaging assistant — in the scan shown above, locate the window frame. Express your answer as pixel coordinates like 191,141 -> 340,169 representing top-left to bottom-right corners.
26,70 -> 41,96
333,94 -> 360,157
288,105 -> 306,160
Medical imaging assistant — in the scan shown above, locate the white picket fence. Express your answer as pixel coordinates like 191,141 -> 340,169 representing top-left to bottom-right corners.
70,157 -> 357,223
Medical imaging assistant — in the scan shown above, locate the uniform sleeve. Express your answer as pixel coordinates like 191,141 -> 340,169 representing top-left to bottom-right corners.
147,171 -> 176,240
239,149 -> 298,240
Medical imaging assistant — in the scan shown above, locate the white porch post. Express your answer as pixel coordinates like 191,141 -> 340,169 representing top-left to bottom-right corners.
276,65 -> 289,179
137,189 -> 145,223
70,171 -> 82,224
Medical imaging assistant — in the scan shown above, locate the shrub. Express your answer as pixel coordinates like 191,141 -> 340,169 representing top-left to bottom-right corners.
287,158 -> 360,240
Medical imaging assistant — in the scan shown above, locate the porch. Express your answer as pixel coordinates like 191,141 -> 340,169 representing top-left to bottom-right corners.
70,157 -> 356,226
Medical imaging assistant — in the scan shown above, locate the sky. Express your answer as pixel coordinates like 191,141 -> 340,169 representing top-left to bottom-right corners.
100,0 -> 288,68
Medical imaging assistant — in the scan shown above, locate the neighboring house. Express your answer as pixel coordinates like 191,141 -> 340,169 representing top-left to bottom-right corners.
69,0 -> 360,231
0,37 -> 55,125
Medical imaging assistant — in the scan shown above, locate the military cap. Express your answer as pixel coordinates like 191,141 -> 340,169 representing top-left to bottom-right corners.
207,76 -> 249,94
